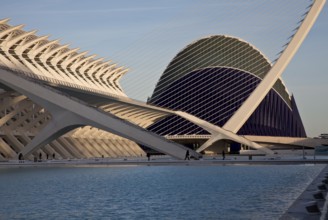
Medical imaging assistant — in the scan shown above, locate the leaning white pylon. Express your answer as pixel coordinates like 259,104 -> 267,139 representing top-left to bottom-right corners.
223,0 -> 326,133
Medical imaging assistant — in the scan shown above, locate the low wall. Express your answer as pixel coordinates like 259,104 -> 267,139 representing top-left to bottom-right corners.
280,165 -> 328,219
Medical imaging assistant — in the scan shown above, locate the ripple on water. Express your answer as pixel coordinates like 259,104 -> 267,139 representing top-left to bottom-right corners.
0,164 -> 324,220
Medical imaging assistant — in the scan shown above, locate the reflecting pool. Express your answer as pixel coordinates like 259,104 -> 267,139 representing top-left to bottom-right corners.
0,164 -> 324,219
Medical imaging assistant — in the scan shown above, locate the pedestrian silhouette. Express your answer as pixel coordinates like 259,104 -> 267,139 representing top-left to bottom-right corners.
18,153 -> 23,162
185,150 -> 190,160
222,150 -> 225,160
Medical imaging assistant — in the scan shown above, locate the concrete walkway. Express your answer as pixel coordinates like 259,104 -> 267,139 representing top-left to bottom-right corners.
1,156 -> 328,168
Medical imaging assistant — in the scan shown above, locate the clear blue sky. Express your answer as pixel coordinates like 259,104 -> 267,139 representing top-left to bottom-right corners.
0,0 -> 327,137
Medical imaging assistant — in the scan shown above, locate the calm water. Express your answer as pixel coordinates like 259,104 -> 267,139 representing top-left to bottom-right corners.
0,164 -> 324,220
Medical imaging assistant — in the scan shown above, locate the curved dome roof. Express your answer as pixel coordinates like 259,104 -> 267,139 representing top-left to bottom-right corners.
148,67 -> 306,137
150,35 -> 290,106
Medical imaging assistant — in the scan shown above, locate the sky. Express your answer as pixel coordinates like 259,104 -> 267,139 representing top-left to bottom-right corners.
0,0 -> 327,137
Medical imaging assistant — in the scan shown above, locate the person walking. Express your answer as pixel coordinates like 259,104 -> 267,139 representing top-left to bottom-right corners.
18,153 -> 23,163
222,150 -> 225,160
185,150 -> 190,160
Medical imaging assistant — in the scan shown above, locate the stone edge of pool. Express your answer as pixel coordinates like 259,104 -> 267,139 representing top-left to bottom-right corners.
280,164 -> 328,220
1,158 -> 328,168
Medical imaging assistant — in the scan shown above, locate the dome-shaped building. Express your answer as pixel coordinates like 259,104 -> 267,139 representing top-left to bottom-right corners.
148,35 -> 306,140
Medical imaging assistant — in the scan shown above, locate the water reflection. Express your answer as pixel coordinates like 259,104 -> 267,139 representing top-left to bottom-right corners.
0,165 -> 324,220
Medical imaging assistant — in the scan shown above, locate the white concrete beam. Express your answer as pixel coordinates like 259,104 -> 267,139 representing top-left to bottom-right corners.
175,111 -> 274,154
0,68 -> 198,159
223,0 -> 326,133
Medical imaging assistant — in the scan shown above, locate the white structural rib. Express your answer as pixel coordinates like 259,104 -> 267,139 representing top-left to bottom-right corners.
0,20 -> 127,97
0,67 -> 199,159
223,0 -> 326,133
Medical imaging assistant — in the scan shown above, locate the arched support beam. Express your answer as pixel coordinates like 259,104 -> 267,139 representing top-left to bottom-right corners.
196,135 -> 224,153
0,67 -> 198,160
19,111 -> 83,157
175,111 -> 274,155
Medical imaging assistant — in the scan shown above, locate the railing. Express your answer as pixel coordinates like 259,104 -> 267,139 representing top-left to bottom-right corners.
165,134 -> 211,139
